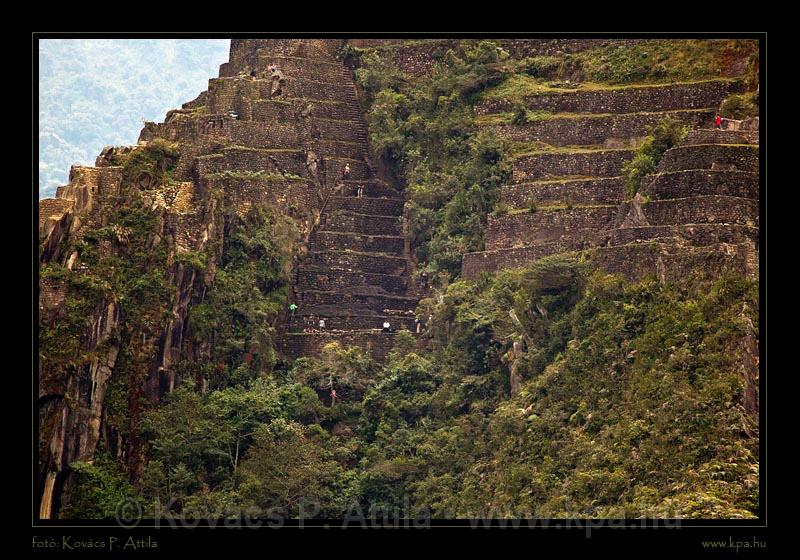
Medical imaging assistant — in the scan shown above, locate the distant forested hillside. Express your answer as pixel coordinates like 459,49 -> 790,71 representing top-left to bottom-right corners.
38,39 -> 229,198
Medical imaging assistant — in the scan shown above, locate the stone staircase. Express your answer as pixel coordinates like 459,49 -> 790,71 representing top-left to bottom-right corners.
42,39 -> 418,363
203,43 -> 418,361
256,48 -> 416,361
463,79 -> 759,282
284,175 -> 417,361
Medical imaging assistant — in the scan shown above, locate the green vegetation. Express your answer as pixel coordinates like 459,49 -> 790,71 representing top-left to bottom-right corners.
42,39 -> 760,522
114,138 -> 181,190
623,119 -> 689,198
39,263 -> 110,378
519,40 -> 757,86
355,40 -> 511,284
352,39 -> 756,285
187,206 -> 298,385
133,257 -> 758,519
720,92 -> 759,120
59,454 -> 139,519
41,141 -> 199,498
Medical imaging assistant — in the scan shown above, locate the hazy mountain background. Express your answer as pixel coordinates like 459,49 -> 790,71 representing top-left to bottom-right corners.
38,39 -> 230,199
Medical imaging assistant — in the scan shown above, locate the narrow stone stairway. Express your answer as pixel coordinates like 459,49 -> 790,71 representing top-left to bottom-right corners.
266,45 -> 418,361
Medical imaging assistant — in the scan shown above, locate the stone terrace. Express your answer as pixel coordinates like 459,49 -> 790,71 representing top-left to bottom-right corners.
463,77 -> 758,281
42,39 -> 420,362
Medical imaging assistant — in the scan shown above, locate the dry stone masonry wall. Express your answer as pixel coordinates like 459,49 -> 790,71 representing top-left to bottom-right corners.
37,39 -> 761,519
463,78 -> 759,282
37,39 -> 425,519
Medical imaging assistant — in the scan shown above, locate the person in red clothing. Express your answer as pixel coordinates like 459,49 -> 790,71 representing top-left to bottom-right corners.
330,388 -> 338,406
715,114 -> 722,129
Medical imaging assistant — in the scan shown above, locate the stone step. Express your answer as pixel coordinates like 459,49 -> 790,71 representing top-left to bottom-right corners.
495,38 -> 661,59
251,98 -> 361,122
487,206 -> 617,250
501,177 -> 625,208
314,118 -> 369,143
628,196 -> 759,228
462,232 -> 759,281
254,65 -> 351,86
340,180 -> 402,199
207,76 -> 360,116
170,116 -> 368,160
288,314 -> 417,332
298,265 -> 408,293
299,290 -> 418,314
601,223 -> 759,248
195,148 -> 306,177
196,148 -> 373,181
658,144 -> 759,173
314,140 -> 367,161
272,79 -> 357,104
512,149 -> 634,182
684,128 -> 759,146
257,54 -> 352,80
308,250 -> 408,276
311,231 -> 404,254
201,173 -> 316,212
476,79 -> 735,115
323,158 -> 373,181
225,123 -> 364,159
321,210 -> 402,236
279,331 -> 402,361
493,109 -> 713,146
643,169 -> 758,200
327,195 -> 405,215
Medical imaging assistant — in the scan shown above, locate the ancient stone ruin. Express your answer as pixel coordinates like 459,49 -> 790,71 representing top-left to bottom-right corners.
37,38 -> 760,520
462,79 -> 759,282
38,38 -> 422,518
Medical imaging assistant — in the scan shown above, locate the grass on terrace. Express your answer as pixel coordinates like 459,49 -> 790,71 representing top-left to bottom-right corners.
480,74 -> 740,103
203,170 -> 305,181
487,38 -> 755,92
476,107 -> 712,127
504,175 -> 620,185
508,144 -> 630,159
495,203 -> 618,216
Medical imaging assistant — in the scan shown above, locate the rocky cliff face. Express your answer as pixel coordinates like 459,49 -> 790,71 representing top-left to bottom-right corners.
37,38 -> 760,519
37,38 -> 417,518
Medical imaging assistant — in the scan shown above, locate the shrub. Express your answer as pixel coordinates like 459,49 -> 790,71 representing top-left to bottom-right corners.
511,104 -> 528,125
357,42 -> 510,284
60,454 -> 138,519
720,92 -> 759,120
493,201 -> 510,216
623,118 -> 688,198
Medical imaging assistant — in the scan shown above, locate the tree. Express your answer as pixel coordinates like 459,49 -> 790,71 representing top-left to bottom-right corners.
237,419 -> 339,517
207,380 -> 283,472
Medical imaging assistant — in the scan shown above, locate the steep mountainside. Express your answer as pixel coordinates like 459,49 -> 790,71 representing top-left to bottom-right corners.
37,38 -> 760,520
